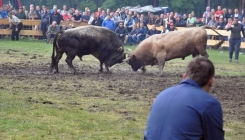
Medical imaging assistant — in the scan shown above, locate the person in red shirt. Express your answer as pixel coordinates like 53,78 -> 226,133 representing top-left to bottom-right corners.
95,7 -> 102,16
62,11 -> 71,21
215,6 -> 224,21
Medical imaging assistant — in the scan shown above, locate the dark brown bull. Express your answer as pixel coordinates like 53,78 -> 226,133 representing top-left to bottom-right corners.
125,26 -> 225,76
49,26 -> 125,74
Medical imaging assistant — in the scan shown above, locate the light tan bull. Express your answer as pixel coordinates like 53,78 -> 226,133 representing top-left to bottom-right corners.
125,26 -> 224,76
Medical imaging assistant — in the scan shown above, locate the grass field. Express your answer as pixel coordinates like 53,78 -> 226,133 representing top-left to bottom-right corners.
0,39 -> 245,140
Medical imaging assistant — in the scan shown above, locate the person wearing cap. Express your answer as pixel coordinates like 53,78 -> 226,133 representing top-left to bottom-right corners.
7,11 -> 23,41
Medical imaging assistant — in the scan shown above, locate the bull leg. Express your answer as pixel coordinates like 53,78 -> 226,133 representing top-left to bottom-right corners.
54,51 -> 64,73
65,55 -> 77,74
157,53 -> 166,77
104,62 -> 111,73
141,66 -> 146,73
196,45 -> 209,58
99,61 -> 103,73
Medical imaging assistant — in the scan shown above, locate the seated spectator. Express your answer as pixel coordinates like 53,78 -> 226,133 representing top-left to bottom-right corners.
72,10 -> 82,23
207,16 -> 218,28
62,11 -> 71,21
148,13 -> 155,25
225,18 -> 233,29
47,21 -> 60,43
95,7 -> 102,16
146,24 -> 160,38
186,13 -> 195,27
92,13 -> 103,26
115,22 -> 128,43
155,15 -> 161,26
167,20 -> 174,30
133,22 -> 147,44
175,16 -> 186,27
28,7 -> 38,19
102,15 -> 115,31
127,25 -> 138,45
216,18 -> 226,29
68,8 -> 74,16
194,18 -> 204,27
132,11 -> 139,25
82,10 -> 90,23
15,7 -> 26,19
61,5 -> 67,15
169,24 -> 177,32
60,25 -> 67,31
161,26 -> 169,34
124,14 -> 135,32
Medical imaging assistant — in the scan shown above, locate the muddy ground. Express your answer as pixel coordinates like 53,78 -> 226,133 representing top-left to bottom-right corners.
0,51 -> 245,124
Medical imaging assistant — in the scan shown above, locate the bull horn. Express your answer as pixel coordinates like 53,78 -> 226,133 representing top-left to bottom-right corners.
118,47 -> 123,51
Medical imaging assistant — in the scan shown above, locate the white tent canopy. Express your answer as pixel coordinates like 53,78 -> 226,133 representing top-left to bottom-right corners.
122,5 -> 165,13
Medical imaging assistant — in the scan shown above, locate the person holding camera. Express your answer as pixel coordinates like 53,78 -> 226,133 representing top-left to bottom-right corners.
227,17 -> 245,63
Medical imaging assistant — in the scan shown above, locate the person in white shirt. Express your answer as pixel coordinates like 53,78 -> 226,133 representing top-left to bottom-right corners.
161,26 -> 169,34
7,11 -> 23,41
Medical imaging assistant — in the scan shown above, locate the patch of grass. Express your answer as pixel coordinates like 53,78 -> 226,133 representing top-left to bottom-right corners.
0,40 -> 245,139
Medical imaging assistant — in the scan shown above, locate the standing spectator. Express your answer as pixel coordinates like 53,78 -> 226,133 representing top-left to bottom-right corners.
145,24 -> 160,38
15,7 -> 26,19
72,10 -> 82,23
226,8 -> 234,20
95,7 -> 102,16
203,6 -> 211,24
115,22 -> 128,43
182,14 -> 188,23
175,16 -> 186,27
92,13 -> 102,26
82,10 -> 90,23
46,21 -> 60,43
124,14 -> 135,32
68,8 -> 74,16
7,11 -> 23,41
134,22 -> 147,44
114,11 -> 122,28
144,57 -> 224,140
227,17 -> 245,63
28,7 -> 38,19
61,5 -> 67,15
159,14 -> 166,27
215,6 -> 224,21
100,10 -> 106,20
50,5 -> 57,14
119,8 -> 127,20
132,11 -> 139,24
41,6 -> 50,41
50,7 -> 63,25
106,8 -> 110,16
148,13 -> 155,25
102,15 -> 115,31
62,11 -> 71,21
168,12 -> 176,25
127,24 -> 138,45
234,8 -> 242,23
35,6 -> 42,20
154,15 -> 161,27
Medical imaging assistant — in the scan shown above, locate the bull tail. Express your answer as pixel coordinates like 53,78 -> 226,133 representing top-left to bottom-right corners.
202,25 -> 225,49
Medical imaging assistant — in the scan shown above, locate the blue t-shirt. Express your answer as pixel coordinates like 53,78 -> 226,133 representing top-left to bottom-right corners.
102,19 -> 115,31
144,79 -> 224,140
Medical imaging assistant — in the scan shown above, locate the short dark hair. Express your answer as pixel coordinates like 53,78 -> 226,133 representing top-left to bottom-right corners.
185,57 -> 215,87
234,17 -> 238,20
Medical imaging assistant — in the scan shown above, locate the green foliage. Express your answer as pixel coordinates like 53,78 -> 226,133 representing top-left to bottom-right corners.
78,0 -> 97,12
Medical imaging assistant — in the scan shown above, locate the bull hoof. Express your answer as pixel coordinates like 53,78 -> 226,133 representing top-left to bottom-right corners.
99,69 -> 103,73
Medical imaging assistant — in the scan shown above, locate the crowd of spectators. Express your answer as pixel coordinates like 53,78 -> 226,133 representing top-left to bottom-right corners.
1,4 -> 245,44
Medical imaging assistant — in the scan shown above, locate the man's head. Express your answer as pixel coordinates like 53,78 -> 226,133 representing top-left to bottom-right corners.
63,5 -> 67,10
183,57 -> 215,92
119,22 -> 124,28
132,24 -> 137,30
52,21 -> 57,26
30,7 -> 34,13
139,22 -> 144,28
219,18 -> 223,23
98,7 -> 101,12
151,24 -> 156,30
233,17 -> 239,24
217,6 -> 222,10
234,8 -> 239,14
19,7 -> 23,12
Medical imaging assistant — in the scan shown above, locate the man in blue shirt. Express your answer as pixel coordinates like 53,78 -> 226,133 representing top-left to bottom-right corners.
102,15 -> 115,31
134,22 -> 147,44
144,57 -> 224,140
